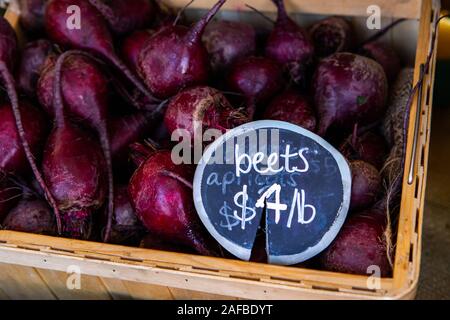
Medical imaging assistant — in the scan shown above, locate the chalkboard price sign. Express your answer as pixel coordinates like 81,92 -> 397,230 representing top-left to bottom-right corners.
193,121 -> 352,265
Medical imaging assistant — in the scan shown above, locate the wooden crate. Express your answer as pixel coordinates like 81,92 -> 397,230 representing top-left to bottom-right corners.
0,0 -> 440,300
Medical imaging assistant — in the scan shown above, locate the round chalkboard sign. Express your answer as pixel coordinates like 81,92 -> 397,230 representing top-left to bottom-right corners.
193,121 -> 352,265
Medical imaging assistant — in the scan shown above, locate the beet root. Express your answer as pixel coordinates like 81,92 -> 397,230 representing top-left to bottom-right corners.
350,160 -> 382,212
121,30 -> 154,71
361,41 -> 402,83
320,213 -> 391,277
309,16 -> 354,57
263,90 -> 317,132
43,123 -> 107,239
202,20 -> 256,73
265,0 -> 314,84
140,233 -> 196,254
0,101 -> 49,175
164,86 -> 246,143
340,130 -> 388,170
227,56 -> 284,118
2,198 -> 57,235
45,0 -> 159,107
0,16 -> 61,231
129,150 -> 219,255
17,39 -> 53,98
138,0 -> 226,99
313,53 -> 388,136
89,0 -> 156,36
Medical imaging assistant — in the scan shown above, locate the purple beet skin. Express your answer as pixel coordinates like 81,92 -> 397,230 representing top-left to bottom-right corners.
164,86 -> 246,143
320,213 -> 391,277
0,101 -> 49,175
349,160 -> 382,212
138,0 -> 226,99
43,123 -> 107,239
309,16 -> 354,57
90,0 -> 156,36
227,56 -> 284,118
202,20 -> 256,72
265,0 -> 315,84
361,41 -> 402,82
340,131 -> 388,170
2,198 -> 57,235
121,30 -> 155,71
17,39 -> 53,98
264,90 -> 317,132
313,53 -> 388,136
129,150 -> 219,255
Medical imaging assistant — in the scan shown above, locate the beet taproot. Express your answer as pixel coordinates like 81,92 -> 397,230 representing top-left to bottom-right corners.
265,0 -> 314,84
309,16 -> 354,57
349,160 -> 382,212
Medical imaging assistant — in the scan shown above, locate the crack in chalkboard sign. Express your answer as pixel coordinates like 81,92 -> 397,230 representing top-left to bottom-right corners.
193,121 -> 352,265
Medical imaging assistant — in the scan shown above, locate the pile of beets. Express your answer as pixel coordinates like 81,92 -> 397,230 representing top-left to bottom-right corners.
0,0 -> 411,277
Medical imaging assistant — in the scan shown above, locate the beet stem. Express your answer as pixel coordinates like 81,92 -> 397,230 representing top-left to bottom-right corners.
186,0 -> 227,44
87,0 -> 120,27
271,0 -> 289,21
105,53 -> 161,106
245,4 -> 275,24
359,19 -> 406,47
173,0 -> 195,26
0,61 -> 62,233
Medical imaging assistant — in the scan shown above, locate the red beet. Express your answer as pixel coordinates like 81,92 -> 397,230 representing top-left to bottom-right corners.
340,130 -> 388,170
42,52 -> 107,239
38,51 -> 115,242
313,53 -> 388,136
202,20 -> 256,72
361,41 -> 402,82
88,0 -> 156,36
0,101 -> 49,175
265,0 -> 314,84
109,111 -> 156,168
309,16 -> 354,58
18,0 -> 48,35
2,198 -> 57,235
0,173 -> 22,221
349,160 -> 382,212
1,17 -> 58,221
121,30 -> 154,71
138,0 -> 226,99
263,90 -> 317,132
44,0 -> 158,107
107,185 -> 144,245
164,86 -> 246,143
320,213 -> 391,277
129,150 -> 218,255
227,56 -> 284,118
17,39 -> 53,98
43,122 -> 107,239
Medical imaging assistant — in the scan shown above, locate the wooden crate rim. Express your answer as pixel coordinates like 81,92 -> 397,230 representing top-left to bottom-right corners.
0,0 -> 439,300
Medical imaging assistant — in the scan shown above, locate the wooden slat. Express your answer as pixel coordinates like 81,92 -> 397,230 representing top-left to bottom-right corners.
121,281 -> 174,300
0,264 -> 56,300
168,287 -> 239,300
164,0 -> 422,19
393,0 -> 438,295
